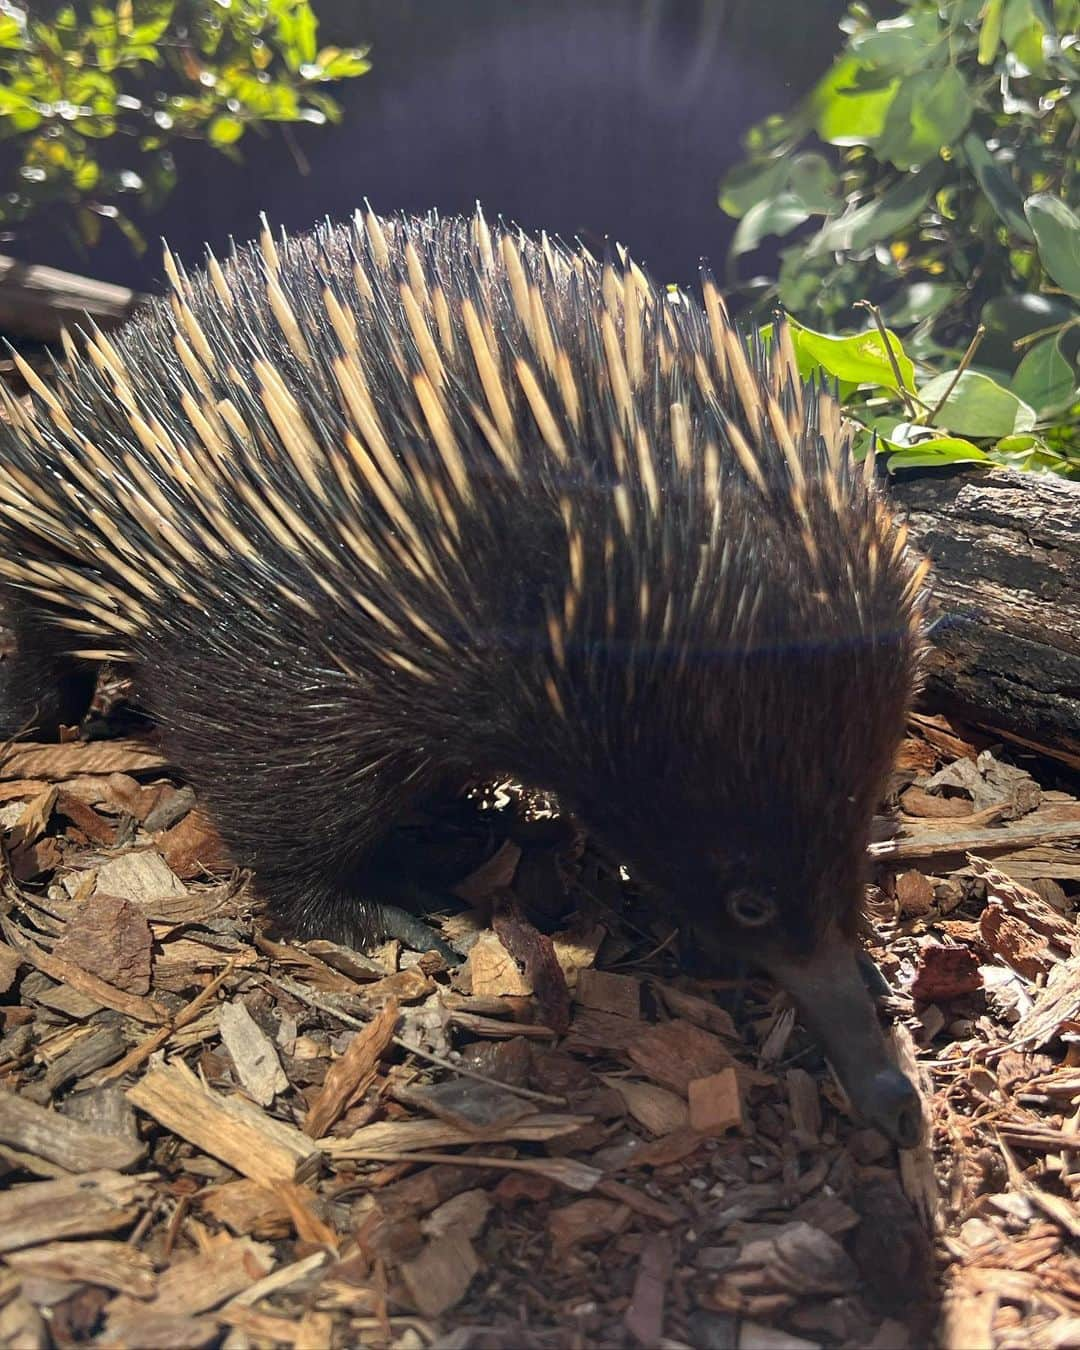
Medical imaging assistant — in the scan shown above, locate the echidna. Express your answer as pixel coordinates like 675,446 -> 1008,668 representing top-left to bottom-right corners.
0,208 -> 929,1146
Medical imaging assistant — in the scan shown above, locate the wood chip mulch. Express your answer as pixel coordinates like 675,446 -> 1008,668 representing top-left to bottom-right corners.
0,708 -> 1078,1350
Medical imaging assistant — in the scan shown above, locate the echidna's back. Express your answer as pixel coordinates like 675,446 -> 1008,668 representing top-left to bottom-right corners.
0,207 -> 918,692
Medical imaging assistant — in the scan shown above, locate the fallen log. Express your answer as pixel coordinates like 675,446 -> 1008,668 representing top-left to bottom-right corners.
891,468 -> 1080,768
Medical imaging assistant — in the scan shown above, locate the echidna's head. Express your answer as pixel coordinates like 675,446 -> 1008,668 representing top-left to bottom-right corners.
516,451 -> 929,1147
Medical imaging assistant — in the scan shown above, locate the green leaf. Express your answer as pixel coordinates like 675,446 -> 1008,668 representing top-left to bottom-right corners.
275,0 -> 318,71
805,162 -> 944,257
919,369 -> 1037,435
730,193 -> 810,257
111,209 -> 146,254
979,0 -> 1006,63
1002,0 -> 1036,43
887,436 -> 990,469
207,114 -> 244,146
130,0 -> 174,45
812,55 -> 900,146
1002,0 -> 1046,71
989,441 -> 1073,473
790,320 -> 916,392
1011,333 -> 1077,413
1024,192 -> 1080,296
72,157 -> 100,190
884,281 -> 958,326
787,153 -> 838,212
0,15 -> 25,48
719,156 -> 789,219
76,205 -> 102,247
317,48 -> 371,80
850,13 -> 944,72
876,67 -> 973,169
776,248 -> 829,313
960,134 -> 1033,239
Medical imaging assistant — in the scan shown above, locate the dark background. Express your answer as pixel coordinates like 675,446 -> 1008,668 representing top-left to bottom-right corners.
5,0 -> 846,292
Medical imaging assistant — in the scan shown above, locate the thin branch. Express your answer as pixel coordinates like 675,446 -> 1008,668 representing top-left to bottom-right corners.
1012,315 -> 1080,351
926,324 -> 987,425
856,300 -> 918,418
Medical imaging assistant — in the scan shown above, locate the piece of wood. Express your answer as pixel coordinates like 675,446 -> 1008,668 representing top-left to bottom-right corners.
625,1018 -> 739,1094
0,943 -> 21,994
891,468 -> 1080,763
624,1234 -> 674,1347
548,1198 -> 630,1252
872,798 -> 1080,868
895,869 -> 935,917
0,1089 -> 145,1174
218,1000 -> 288,1107
27,1024 -> 127,1101
1,919 -> 168,1026
302,998 -> 397,1138
398,1232 -> 480,1318
464,931 -> 533,997
127,1060 -> 321,1186
51,893 -> 152,995
0,254 -> 143,342
575,968 -> 641,1019
603,1075 -> 688,1136
0,1171 -> 150,1253
4,1240 -> 157,1298
0,739 -> 168,781
393,1076 -> 536,1134
321,1111 -> 591,1156
197,1179 -> 294,1239
103,1238 -> 274,1334
687,1068 -> 742,1135
420,1188 -> 492,1241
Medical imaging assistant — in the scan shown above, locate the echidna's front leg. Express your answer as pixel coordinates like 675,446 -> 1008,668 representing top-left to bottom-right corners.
143,644 -> 458,956
0,597 -> 96,741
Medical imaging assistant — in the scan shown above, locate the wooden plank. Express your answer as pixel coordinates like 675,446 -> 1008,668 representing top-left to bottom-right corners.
0,254 -> 143,342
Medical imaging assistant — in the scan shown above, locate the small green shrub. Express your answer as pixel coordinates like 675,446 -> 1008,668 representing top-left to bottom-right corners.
0,0 -> 369,252
721,0 -> 1079,476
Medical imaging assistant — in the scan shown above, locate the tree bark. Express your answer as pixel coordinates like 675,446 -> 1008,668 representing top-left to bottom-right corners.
889,468 -> 1080,767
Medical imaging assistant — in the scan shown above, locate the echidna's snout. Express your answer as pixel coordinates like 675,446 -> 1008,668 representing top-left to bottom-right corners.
856,1067 -> 924,1150
764,935 -> 924,1149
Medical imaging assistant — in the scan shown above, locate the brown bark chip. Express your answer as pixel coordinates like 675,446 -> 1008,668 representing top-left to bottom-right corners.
575,967 -> 641,1019
626,1018 -> 739,1094
624,1234 -> 674,1346
51,892 -> 152,995
687,1068 -> 742,1135
548,1198 -> 631,1251
303,997 -> 399,1139
399,1232 -> 480,1318
492,897 -> 571,1034
156,806 -> 232,879
910,941 -> 983,1002
895,868 -> 936,917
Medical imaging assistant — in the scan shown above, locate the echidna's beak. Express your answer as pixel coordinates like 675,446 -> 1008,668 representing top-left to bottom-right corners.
764,937 -> 924,1149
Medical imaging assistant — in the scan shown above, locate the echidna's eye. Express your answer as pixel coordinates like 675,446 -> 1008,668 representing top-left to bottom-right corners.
726,889 -> 776,928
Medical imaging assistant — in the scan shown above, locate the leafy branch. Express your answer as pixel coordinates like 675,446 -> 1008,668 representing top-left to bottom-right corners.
0,0 -> 370,252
